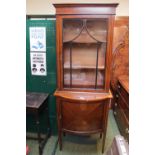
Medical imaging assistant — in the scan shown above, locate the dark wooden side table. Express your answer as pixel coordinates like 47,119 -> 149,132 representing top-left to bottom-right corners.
26,92 -> 51,155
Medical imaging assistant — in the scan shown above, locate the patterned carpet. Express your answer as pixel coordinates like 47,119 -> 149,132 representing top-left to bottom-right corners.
27,110 -> 120,155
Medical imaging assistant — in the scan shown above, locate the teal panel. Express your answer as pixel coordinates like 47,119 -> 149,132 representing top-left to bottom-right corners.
26,19 -> 57,135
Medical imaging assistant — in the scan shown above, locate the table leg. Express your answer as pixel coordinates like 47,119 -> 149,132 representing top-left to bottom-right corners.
36,112 -> 41,143
46,105 -> 51,137
39,145 -> 42,155
35,111 -> 42,155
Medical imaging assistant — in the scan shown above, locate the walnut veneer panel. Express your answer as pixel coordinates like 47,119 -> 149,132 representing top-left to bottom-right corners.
62,101 -> 103,131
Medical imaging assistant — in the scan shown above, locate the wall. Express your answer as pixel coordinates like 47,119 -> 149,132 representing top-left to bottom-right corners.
26,0 -> 129,16
26,19 -> 57,134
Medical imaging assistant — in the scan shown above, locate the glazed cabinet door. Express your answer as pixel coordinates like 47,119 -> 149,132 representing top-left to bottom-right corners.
62,18 -> 109,90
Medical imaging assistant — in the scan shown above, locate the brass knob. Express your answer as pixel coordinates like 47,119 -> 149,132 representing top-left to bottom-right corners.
125,128 -> 129,134
118,85 -> 121,89
116,94 -> 119,98
115,102 -> 117,107
113,111 -> 117,115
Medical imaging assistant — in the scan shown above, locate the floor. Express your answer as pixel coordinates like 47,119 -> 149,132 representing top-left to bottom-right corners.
27,110 -> 120,155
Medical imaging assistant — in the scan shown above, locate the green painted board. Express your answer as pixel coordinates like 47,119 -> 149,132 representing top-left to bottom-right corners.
26,19 -> 57,134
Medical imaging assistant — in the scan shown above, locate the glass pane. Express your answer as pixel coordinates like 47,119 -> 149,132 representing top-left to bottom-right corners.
63,19 -> 83,42
72,43 -> 97,88
97,43 -> 106,89
63,19 -> 108,89
86,19 -> 108,42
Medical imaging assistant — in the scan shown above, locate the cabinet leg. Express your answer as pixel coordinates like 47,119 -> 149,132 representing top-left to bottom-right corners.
100,133 -> 102,139
102,99 -> 110,153
58,131 -> 62,150
102,133 -> 106,153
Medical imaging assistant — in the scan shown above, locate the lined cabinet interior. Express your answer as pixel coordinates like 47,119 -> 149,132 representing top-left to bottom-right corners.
63,19 -> 108,89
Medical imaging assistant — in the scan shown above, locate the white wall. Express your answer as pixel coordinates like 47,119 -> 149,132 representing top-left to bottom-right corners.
26,0 -> 129,16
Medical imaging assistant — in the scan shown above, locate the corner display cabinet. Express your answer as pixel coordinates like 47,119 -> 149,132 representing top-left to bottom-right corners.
54,3 -> 118,153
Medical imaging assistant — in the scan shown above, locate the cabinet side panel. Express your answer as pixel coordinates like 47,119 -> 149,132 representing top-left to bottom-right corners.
56,16 -> 63,89
105,16 -> 115,91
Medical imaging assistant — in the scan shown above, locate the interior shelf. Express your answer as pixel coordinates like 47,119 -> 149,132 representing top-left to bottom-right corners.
63,43 -> 106,70
64,65 -> 105,70
64,84 -> 103,89
63,40 -> 107,44
64,69 -> 104,89
64,78 -> 104,88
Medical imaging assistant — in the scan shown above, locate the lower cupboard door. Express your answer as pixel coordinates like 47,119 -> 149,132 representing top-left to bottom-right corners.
61,101 -> 104,132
